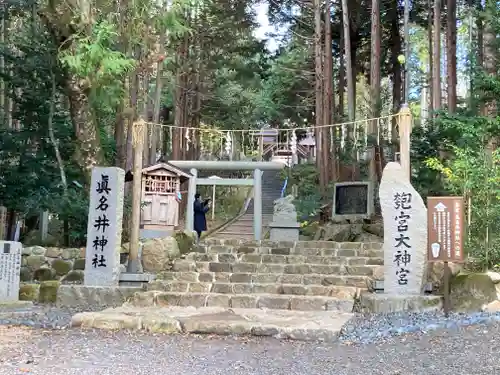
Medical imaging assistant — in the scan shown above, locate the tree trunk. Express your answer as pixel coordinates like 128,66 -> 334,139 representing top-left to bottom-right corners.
114,106 -> 126,168
432,0 -> 442,111
323,0 -> 335,183
125,55 -> 140,174
341,0 -> 354,122
338,25 -> 345,118
3,15 -> 12,129
475,0 -> 484,115
141,71 -> 150,166
0,7 -> 5,127
446,0 -> 457,112
150,34 -> 166,164
65,77 -> 106,182
428,2 -> 434,117
483,0 -> 497,116
38,7 -> 106,181
172,40 -> 184,160
390,1 -> 402,141
369,0 -> 381,183
313,0 -> 325,192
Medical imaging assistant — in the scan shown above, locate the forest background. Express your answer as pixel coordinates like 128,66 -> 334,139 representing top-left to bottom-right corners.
0,0 -> 498,266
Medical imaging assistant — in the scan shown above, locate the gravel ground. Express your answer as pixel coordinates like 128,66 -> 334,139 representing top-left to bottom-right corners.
340,310 -> 500,344
0,323 -> 500,375
3,304 -> 500,344
0,304 -> 107,329
2,304 -> 500,374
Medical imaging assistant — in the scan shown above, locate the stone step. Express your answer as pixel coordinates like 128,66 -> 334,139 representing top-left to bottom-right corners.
171,260 -> 378,277
210,233 -> 254,240
200,240 -> 383,251
147,280 -> 362,297
156,271 -> 370,288
225,222 -> 255,228
216,231 -> 254,236
197,243 -> 382,255
191,246 -> 383,259
71,306 -> 354,341
129,291 -> 355,312
183,252 -> 383,266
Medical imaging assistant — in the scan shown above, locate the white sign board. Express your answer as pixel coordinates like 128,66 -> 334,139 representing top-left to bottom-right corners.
84,167 -> 125,286
379,162 -> 428,295
0,241 -> 22,302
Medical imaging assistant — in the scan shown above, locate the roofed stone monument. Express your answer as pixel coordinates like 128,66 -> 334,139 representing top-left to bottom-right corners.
269,195 -> 300,241
379,162 -> 427,294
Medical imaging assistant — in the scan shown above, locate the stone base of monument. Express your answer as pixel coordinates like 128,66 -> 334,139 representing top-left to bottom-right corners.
269,221 -> 300,242
119,272 -> 156,286
372,280 -> 434,293
140,228 -> 174,240
0,300 -> 33,308
57,285 -> 142,309
357,291 -> 443,314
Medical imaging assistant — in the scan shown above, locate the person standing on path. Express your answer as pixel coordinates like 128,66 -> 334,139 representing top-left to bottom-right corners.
193,193 -> 210,241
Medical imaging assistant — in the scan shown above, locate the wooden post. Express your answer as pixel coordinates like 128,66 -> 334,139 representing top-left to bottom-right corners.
398,105 -> 412,180
128,119 -> 145,273
443,261 -> 451,317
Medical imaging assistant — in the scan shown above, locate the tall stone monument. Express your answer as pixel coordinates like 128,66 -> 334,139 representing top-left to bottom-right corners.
84,167 -> 125,286
269,195 -> 300,241
0,241 -> 22,302
379,162 -> 427,295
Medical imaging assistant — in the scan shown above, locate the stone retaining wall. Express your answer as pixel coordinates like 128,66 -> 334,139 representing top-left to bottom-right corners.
20,245 -> 130,284
20,240 -> 384,307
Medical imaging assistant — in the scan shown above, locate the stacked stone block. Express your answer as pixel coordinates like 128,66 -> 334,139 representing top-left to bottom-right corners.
132,240 -> 383,313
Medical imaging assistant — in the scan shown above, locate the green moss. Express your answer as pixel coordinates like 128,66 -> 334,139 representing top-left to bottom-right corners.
450,272 -> 497,311
20,268 -> 32,282
61,270 -> 84,284
33,267 -> 57,281
39,280 -> 61,303
26,255 -> 46,269
52,259 -> 72,276
300,221 -> 320,239
174,231 -> 195,255
19,284 -> 40,301
73,258 -> 86,270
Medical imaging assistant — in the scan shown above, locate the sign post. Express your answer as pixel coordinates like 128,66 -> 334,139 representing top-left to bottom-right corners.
427,196 -> 465,317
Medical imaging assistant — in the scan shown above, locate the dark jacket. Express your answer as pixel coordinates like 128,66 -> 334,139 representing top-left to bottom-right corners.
193,200 -> 209,232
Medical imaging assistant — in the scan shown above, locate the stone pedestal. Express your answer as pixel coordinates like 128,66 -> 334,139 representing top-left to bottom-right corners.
358,292 -> 442,313
84,167 -> 125,287
269,221 -> 300,242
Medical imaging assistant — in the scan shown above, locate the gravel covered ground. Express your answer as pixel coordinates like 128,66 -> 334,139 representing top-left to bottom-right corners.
1,305 -> 500,374
0,323 -> 500,374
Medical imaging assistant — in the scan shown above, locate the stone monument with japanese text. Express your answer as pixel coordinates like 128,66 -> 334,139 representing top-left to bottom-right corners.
84,167 -> 125,286
379,162 -> 427,294
0,241 -> 22,302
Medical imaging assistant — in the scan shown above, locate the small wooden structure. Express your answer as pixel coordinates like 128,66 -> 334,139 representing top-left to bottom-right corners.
140,162 -> 191,232
298,131 -> 316,162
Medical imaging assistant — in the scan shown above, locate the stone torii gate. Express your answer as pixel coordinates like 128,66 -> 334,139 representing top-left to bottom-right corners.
168,161 -> 285,241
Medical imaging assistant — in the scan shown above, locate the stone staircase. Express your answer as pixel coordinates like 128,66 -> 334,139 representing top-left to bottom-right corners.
208,213 -> 273,241
246,170 -> 285,216
209,170 -> 284,241
131,240 -> 383,312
